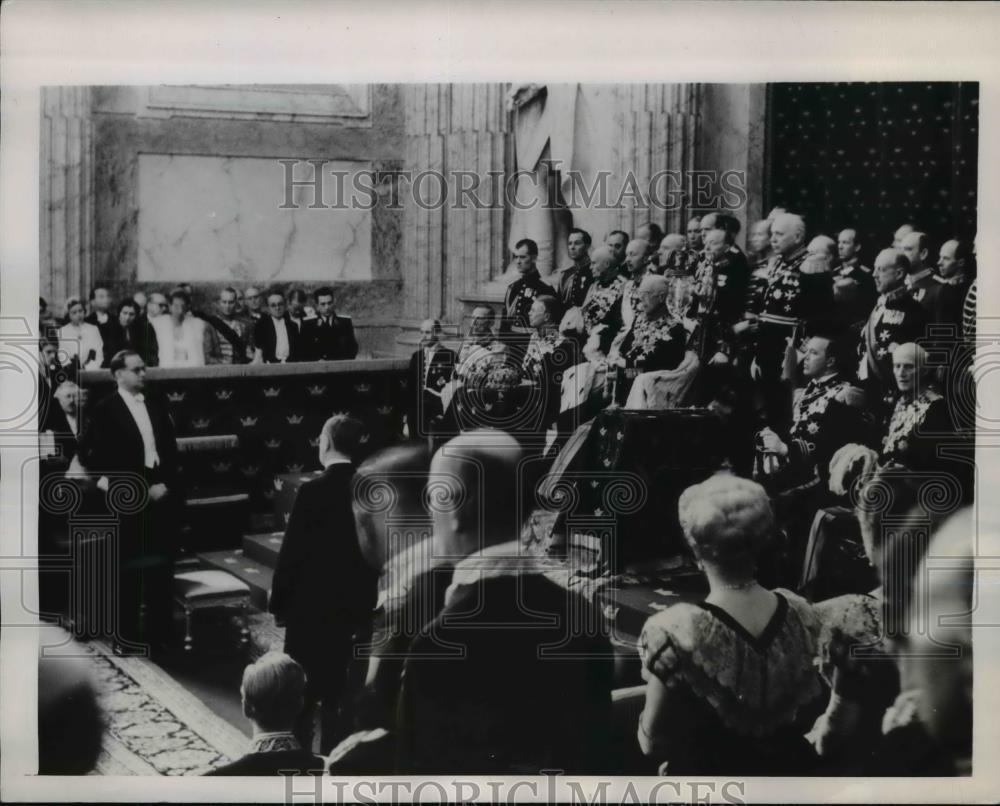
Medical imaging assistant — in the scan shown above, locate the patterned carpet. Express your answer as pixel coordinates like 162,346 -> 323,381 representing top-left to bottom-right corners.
60,612 -> 286,776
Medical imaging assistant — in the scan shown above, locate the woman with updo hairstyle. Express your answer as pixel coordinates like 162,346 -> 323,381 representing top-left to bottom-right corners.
637,473 -> 826,775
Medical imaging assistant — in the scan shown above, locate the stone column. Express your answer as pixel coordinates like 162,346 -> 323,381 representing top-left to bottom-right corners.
40,87 -> 95,313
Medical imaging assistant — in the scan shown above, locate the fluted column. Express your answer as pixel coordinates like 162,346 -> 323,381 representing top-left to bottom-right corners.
40,87 -> 95,314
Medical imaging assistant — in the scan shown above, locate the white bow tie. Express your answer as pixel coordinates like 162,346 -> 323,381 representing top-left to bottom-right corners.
133,393 -> 145,403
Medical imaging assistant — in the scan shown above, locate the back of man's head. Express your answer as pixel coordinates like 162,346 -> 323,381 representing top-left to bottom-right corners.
319,413 -> 367,464
352,442 -> 433,570
430,430 -> 523,559
240,652 -> 306,731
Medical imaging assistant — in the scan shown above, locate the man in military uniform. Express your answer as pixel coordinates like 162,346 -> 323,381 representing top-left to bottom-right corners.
755,329 -> 869,583
502,238 -> 557,354
578,246 -> 626,358
832,230 -> 877,336
610,275 -> 687,404
900,231 -> 945,322
754,213 -> 834,427
605,230 -> 630,277
837,228 -> 871,275
620,238 -> 650,331
653,233 -> 690,275
858,248 -> 928,418
933,239 -> 974,329
521,295 -> 574,449
553,228 -> 593,310
691,228 -> 751,366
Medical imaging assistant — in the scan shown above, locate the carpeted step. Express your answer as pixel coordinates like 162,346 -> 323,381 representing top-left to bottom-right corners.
197,549 -> 273,611
242,531 -> 284,567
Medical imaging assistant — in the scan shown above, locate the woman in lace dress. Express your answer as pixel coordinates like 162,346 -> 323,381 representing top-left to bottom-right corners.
637,474 -> 827,775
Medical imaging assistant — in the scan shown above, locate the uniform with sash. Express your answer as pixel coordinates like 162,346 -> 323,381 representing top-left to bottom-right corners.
579,273 -> 625,356
858,286 -> 927,413
613,310 -> 687,404
554,261 -> 594,310
690,250 -> 750,362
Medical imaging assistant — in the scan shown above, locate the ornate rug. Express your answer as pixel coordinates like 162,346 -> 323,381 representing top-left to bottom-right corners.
49,612 -> 284,775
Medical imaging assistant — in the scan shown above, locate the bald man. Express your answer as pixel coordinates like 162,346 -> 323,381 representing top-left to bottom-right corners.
407,318 -> 457,439
611,274 -> 687,403
689,228 -> 751,365
858,248 -> 927,414
654,233 -> 689,275
579,245 -> 626,346
892,223 -> 915,250
806,234 -> 874,332
398,429 -> 614,773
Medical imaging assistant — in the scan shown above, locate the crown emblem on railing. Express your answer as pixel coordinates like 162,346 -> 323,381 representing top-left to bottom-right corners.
286,463 -> 303,473
274,477 -> 284,490
240,465 -> 259,477
265,438 -> 281,449
262,488 -> 275,500
354,383 -> 371,393
211,461 -> 232,473
240,415 -> 258,427
376,405 -> 393,415
263,387 -> 281,398
286,414 -> 303,425
307,384 -> 326,396
358,434 -> 370,444
192,418 -> 210,430
166,391 -> 186,403
215,389 -> 233,401
308,436 -> 320,447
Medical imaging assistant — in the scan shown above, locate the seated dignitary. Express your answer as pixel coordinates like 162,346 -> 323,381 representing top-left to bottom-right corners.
305,286 -> 358,360
406,318 -> 456,439
553,227 -> 594,309
578,245 -> 626,352
150,288 -> 221,367
857,248 -> 927,417
40,380 -> 84,465
456,305 -> 503,371
58,297 -> 104,371
76,349 -> 179,653
521,295 -> 573,444
101,299 -> 159,368
208,652 -> 325,776
755,329 -> 868,496
831,342 -> 963,493
609,274 -> 687,403
268,415 -> 377,754
638,474 -> 826,775
253,288 -> 305,363
620,238 -> 650,331
204,287 -> 252,364
394,430 -> 615,774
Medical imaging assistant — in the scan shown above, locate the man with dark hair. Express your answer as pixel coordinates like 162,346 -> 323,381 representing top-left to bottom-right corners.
206,287 -> 251,364
76,349 -> 179,654
636,222 -> 664,264
253,288 -> 304,363
304,287 -> 358,361
900,231 -> 944,320
244,286 -> 264,323
554,228 -> 593,309
605,230 -> 630,275
407,318 -> 457,440
286,289 -> 312,338
208,652 -> 325,776
38,336 -> 62,429
268,414 -> 377,753
84,284 -> 115,365
833,230 -> 877,335
502,238 -> 556,341
686,216 -> 703,262
522,295 -> 573,443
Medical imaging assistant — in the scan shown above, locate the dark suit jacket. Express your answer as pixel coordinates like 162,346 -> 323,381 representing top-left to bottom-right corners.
268,463 -> 378,673
406,345 -> 457,436
42,403 -> 81,465
207,749 -> 325,776
253,315 -> 305,363
77,389 -> 179,492
306,315 -> 358,361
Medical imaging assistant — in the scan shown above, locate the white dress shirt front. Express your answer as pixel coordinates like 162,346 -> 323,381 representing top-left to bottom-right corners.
117,387 -> 160,469
273,317 -> 290,362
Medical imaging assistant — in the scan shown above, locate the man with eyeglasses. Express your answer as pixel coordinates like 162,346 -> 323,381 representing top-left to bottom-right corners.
77,349 -> 180,655
253,289 -> 304,363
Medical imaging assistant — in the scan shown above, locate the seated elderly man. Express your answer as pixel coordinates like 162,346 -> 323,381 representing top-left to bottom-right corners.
208,652 -> 325,775
578,246 -> 626,350
609,274 -> 687,404
654,233 -> 690,275
395,431 -> 614,773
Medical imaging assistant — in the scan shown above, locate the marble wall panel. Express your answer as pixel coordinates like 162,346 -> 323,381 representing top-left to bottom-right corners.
137,154 -> 372,283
